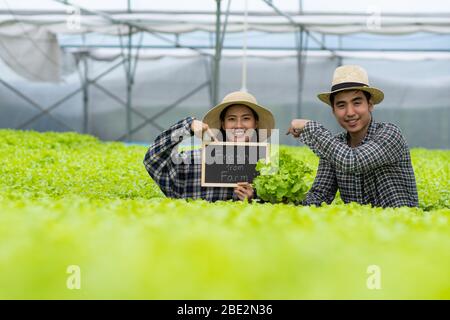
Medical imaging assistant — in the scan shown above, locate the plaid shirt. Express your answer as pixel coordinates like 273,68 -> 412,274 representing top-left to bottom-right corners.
143,117 -> 240,202
299,118 -> 419,208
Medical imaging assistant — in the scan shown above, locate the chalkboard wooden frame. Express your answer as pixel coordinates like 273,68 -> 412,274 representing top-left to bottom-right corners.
201,142 -> 270,188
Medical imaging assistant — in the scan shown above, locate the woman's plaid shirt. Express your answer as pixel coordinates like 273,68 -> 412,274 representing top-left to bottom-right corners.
143,117 -> 237,202
299,119 -> 419,208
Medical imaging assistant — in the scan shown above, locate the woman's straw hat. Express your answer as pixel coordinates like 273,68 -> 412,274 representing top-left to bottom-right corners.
202,91 -> 275,136
318,65 -> 384,106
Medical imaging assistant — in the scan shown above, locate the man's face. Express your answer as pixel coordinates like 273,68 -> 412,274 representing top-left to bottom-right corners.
332,90 -> 373,134
222,104 -> 258,142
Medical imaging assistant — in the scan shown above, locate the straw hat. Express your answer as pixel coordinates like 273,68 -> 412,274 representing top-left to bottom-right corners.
318,65 -> 384,106
202,91 -> 275,136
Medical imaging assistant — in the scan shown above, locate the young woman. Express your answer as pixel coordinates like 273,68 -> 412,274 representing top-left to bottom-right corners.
143,91 -> 275,202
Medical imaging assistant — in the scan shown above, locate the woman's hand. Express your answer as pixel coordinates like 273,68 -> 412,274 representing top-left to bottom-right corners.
234,182 -> 254,201
191,120 -> 218,141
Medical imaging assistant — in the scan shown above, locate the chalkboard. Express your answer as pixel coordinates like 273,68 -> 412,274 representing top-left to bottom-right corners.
201,142 -> 269,187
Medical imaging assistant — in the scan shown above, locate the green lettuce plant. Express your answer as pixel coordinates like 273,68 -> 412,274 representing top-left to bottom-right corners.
254,150 -> 312,204
0,129 -> 449,299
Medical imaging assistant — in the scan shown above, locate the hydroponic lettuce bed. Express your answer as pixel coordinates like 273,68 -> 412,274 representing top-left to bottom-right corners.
0,129 -> 448,299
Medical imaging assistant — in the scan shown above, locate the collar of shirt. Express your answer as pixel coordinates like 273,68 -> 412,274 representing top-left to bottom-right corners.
338,117 -> 377,147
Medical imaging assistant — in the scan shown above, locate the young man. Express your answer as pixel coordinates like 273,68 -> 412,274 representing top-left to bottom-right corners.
287,65 -> 418,208
143,91 -> 275,202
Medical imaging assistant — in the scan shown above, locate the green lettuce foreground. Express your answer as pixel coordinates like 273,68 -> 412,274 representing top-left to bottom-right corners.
0,129 -> 449,299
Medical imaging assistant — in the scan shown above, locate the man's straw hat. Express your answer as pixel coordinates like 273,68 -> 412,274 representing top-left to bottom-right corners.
318,65 -> 384,106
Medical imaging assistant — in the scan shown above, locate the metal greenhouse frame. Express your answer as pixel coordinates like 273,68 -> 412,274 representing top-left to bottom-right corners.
0,0 -> 448,141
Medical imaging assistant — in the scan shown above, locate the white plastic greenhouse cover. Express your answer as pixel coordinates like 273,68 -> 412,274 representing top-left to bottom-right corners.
1,13 -> 450,35
0,6 -> 450,81
0,1 -> 449,148
84,49 -> 450,62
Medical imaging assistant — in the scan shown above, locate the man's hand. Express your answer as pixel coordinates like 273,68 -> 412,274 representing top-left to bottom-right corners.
286,119 -> 311,138
191,120 -> 218,142
234,182 -> 254,201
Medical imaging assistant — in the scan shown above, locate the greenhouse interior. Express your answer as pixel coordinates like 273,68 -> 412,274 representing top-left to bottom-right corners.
0,0 -> 449,301
0,0 -> 449,147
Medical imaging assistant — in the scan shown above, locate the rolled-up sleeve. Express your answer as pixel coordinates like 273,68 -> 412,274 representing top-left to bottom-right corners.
143,117 -> 194,197
298,121 -> 407,174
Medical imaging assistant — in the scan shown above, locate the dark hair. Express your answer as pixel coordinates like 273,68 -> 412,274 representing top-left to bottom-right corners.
219,104 -> 259,122
330,90 -> 371,107
218,104 -> 259,142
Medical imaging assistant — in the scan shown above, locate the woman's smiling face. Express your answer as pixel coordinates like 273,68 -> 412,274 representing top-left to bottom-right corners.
221,104 -> 258,142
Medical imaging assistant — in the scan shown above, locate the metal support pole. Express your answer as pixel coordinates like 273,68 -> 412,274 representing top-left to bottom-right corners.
53,0 -> 212,58
296,28 -> 304,118
18,88 -> 83,129
116,81 -> 210,141
82,54 -> 89,133
213,0 -> 222,105
17,58 -> 126,130
203,56 -> 214,107
0,78 -> 76,131
125,0 -> 133,142
260,0 -> 338,58
296,0 -> 304,119
91,82 -> 164,132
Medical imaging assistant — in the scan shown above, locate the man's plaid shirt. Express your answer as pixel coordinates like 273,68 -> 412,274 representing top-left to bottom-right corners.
299,118 -> 419,208
143,117 -> 237,201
